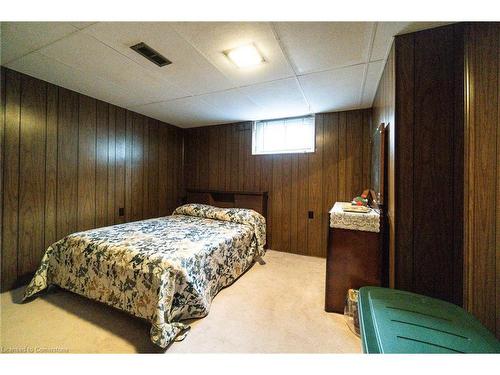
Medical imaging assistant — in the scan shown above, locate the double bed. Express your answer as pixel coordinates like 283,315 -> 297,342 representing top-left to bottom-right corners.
23,191 -> 267,349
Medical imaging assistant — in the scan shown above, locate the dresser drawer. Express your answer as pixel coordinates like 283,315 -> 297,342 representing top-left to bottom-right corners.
325,227 -> 382,313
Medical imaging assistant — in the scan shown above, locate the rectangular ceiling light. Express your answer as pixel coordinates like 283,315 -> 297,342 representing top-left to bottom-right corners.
130,42 -> 172,67
224,44 -> 265,68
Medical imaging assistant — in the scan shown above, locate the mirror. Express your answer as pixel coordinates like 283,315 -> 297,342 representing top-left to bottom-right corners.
370,123 -> 387,208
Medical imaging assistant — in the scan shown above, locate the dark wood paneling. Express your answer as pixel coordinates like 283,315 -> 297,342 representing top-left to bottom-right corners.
142,116 -> 149,218
230,126 -> 239,191
45,84 -> 58,249
452,24 -> 466,308
96,101 -> 109,228
131,113 -> 144,221
290,154 -> 298,254
166,127 -> 175,213
56,88 -> 79,239
395,26 -> 464,305
297,152 -> 309,253
394,33 -> 415,293
184,109 -> 372,257
77,95 -> 97,231
114,107 -> 126,224
361,110 -> 372,189
338,112 -> 347,200
281,154 -> 291,253
463,22 -> 500,337
157,124 -> 169,216
322,113 -> 339,254
148,118 -> 159,219
199,127 -> 209,189
374,24 -> 465,307
307,114 -> 323,256
174,129 -> 184,209
218,127 -> 226,190
107,105 -> 116,226
0,67 -> 184,292
18,75 -> 47,276
0,68 -> 5,288
272,154 -> 283,251
125,111 -> 133,222
373,22 -> 499,337
261,154 -> 274,246
2,69 -> 21,290
208,126 -> 218,190
238,124 -> 246,190
413,27 -> 456,301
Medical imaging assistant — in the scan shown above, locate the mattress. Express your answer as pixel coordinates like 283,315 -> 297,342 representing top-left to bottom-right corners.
23,204 -> 266,348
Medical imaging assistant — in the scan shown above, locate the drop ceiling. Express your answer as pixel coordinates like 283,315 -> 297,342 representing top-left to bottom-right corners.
1,21 -> 449,128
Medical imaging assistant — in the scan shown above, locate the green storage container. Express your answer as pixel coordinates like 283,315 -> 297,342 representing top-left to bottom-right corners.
358,287 -> 500,353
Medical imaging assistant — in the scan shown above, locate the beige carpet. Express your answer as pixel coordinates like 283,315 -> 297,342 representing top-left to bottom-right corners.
1,250 -> 361,353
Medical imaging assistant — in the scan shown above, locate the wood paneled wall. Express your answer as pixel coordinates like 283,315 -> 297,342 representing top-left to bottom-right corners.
184,109 -> 372,257
0,67 -> 184,292
372,24 -> 465,307
463,22 -> 500,337
393,25 -> 465,306
372,43 -> 395,287
373,22 -> 500,337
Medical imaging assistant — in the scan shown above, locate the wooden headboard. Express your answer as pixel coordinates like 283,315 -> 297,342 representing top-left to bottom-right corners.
185,189 -> 268,220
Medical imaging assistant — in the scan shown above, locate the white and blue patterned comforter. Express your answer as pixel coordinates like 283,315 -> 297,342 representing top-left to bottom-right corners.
23,204 -> 266,348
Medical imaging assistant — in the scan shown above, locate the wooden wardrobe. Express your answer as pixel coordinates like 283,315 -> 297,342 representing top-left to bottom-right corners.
372,22 -> 500,337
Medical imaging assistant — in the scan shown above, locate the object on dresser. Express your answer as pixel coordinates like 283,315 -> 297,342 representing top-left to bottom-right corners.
351,189 -> 378,207
342,204 -> 371,214
352,192 -> 369,206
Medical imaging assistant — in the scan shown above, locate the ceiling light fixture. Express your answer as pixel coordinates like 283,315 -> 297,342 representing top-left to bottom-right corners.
224,44 -> 265,68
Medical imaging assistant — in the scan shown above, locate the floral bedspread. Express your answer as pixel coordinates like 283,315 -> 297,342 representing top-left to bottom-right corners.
23,204 -> 266,349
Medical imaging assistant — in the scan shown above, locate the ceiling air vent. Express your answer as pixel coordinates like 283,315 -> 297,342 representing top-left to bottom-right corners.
130,42 -> 172,67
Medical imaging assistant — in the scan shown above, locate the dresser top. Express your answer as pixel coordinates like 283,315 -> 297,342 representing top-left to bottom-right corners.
329,202 -> 380,233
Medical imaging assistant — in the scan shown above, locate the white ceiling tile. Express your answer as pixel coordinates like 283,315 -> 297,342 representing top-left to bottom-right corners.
38,32 -> 189,106
132,96 -> 228,128
82,22 -> 235,96
361,60 -> 385,107
238,78 -> 310,119
5,52 -> 139,107
2,22 -> 456,128
0,22 -> 78,64
70,22 -> 96,30
171,22 -> 294,87
198,89 -> 265,122
299,64 -> 366,113
275,22 -> 374,74
370,22 -> 410,61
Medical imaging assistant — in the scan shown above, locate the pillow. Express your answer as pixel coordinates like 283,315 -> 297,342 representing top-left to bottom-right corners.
173,203 -> 266,253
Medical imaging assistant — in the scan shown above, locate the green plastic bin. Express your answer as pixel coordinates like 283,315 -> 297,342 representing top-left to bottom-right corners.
358,287 -> 500,353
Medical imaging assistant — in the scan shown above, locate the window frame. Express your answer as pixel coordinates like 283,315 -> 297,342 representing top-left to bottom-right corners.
251,114 -> 316,155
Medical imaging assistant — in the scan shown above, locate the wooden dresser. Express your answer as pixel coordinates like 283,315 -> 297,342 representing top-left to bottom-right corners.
325,202 -> 383,313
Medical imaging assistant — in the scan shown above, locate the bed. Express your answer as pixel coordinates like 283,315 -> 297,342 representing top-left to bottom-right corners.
23,191 -> 267,349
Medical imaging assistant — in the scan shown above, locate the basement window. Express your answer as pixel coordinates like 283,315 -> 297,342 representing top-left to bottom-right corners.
252,115 -> 315,155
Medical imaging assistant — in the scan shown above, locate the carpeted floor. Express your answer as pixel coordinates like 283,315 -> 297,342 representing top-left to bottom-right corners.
0,250 -> 361,353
